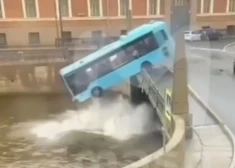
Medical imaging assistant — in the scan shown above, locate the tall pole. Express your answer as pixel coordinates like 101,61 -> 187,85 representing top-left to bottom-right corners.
125,0 -> 132,31
171,0 -> 192,139
58,0 -> 64,47
54,0 -> 60,46
105,0 -> 110,37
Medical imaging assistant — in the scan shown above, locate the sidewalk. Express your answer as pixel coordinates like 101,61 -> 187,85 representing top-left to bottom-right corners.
185,95 -> 233,168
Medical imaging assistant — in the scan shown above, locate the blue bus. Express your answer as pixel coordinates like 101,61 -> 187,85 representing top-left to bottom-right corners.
60,21 -> 175,102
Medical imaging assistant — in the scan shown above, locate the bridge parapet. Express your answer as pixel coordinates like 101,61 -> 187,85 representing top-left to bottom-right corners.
0,63 -> 69,94
123,115 -> 185,168
139,65 -> 193,139
139,68 -> 174,139
0,47 -> 98,94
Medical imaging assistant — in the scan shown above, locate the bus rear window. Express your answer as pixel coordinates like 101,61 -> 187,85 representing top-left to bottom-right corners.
155,29 -> 168,46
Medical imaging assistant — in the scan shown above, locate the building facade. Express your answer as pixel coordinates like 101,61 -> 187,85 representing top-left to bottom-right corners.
0,0 -> 234,47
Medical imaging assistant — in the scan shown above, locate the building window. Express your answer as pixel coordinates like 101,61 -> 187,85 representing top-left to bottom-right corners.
174,0 -> 188,6
62,31 -> 72,39
0,0 -> 5,18
29,32 -> 40,45
24,0 -> 38,18
160,0 -> 165,15
58,0 -> 70,17
119,0 -> 131,16
202,0 -> 213,13
62,31 -> 72,45
0,33 -> 7,46
149,0 -> 158,15
121,30 -> 127,35
229,0 -> 235,12
89,0 -> 102,16
102,0 -> 107,16
148,0 -> 164,15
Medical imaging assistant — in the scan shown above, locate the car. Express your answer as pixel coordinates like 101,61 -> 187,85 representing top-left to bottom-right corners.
184,30 -> 202,42
200,28 -> 222,41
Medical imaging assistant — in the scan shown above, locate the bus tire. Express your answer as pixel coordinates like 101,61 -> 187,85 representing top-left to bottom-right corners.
141,62 -> 152,72
91,87 -> 103,97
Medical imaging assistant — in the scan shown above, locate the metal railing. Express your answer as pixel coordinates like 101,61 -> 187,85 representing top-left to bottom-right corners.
55,37 -> 119,48
140,69 -> 172,139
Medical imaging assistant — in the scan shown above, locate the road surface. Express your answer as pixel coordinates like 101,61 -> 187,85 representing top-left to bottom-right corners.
187,38 -> 235,50
145,67 -> 215,126
187,49 -> 235,133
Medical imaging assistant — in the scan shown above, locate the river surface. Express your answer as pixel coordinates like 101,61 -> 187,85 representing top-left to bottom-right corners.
0,93 -> 162,168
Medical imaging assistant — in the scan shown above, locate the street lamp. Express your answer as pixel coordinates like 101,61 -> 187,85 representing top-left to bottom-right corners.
125,0 -> 132,31
58,0 -> 64,47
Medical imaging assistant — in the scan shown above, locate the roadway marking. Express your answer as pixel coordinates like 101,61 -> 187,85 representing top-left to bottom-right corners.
223,42 -> 235,52
194,124 -> 218,128
189,47 -> 235,56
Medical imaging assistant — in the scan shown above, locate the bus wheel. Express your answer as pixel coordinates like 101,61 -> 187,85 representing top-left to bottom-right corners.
91,87 -> 103,97
141,62 -> 152,72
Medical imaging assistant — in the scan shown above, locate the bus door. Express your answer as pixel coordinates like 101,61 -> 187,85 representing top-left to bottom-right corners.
154,30 -> 170,57
165,88 -> 172,122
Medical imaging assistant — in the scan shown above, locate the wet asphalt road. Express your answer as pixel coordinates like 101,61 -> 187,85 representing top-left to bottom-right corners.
187,48 -> 235,133
187,38 -> 235,50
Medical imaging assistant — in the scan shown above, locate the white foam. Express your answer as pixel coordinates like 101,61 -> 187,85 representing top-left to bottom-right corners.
29,95 -> 157,141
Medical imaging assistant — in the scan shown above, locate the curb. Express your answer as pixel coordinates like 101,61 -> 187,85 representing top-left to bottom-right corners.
223,42 -> 235,52
188,85 -> 235,168
167,67 -> 235,168
123,115 -> 185,168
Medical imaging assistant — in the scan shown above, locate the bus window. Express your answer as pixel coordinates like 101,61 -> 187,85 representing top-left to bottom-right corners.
121,33 -> 159,60
110,49 -> 129,69
94,58 -> 113,79
64,68 -> 92,96
161,30 -> 168,40
155,30 -> 168,46
143,33 -> 159,52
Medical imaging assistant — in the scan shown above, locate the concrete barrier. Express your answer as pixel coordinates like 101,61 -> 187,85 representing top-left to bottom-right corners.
123,115 -> 185,168
188,85 -> 235,168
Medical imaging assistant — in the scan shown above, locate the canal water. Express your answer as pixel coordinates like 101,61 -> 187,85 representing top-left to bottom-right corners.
0,93 -> 162,168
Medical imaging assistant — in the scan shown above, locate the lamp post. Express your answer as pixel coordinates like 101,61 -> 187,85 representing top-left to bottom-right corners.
58,0 -> 64,47
54,0 -> 60,47
171,0 -> 192,139
125,0 -> 132,31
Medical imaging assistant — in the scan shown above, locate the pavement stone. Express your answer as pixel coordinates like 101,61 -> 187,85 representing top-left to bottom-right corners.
185,125 -> 233,168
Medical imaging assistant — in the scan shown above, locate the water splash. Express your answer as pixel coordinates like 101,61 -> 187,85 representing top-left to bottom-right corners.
11,95 -> 157,141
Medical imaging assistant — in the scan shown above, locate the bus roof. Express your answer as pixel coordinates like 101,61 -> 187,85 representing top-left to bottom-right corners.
60,21 -> 166,75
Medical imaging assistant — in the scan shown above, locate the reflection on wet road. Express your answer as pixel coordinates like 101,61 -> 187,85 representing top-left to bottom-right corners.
0,94 -> 162,168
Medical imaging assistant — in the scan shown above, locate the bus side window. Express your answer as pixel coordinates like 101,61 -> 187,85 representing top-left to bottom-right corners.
143,33 -> 159,51
125,45 -> 137,59
95,58 -> 113,78
110,49 -> 131,69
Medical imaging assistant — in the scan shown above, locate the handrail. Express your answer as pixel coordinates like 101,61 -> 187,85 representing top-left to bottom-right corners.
140,69 -> 172,139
